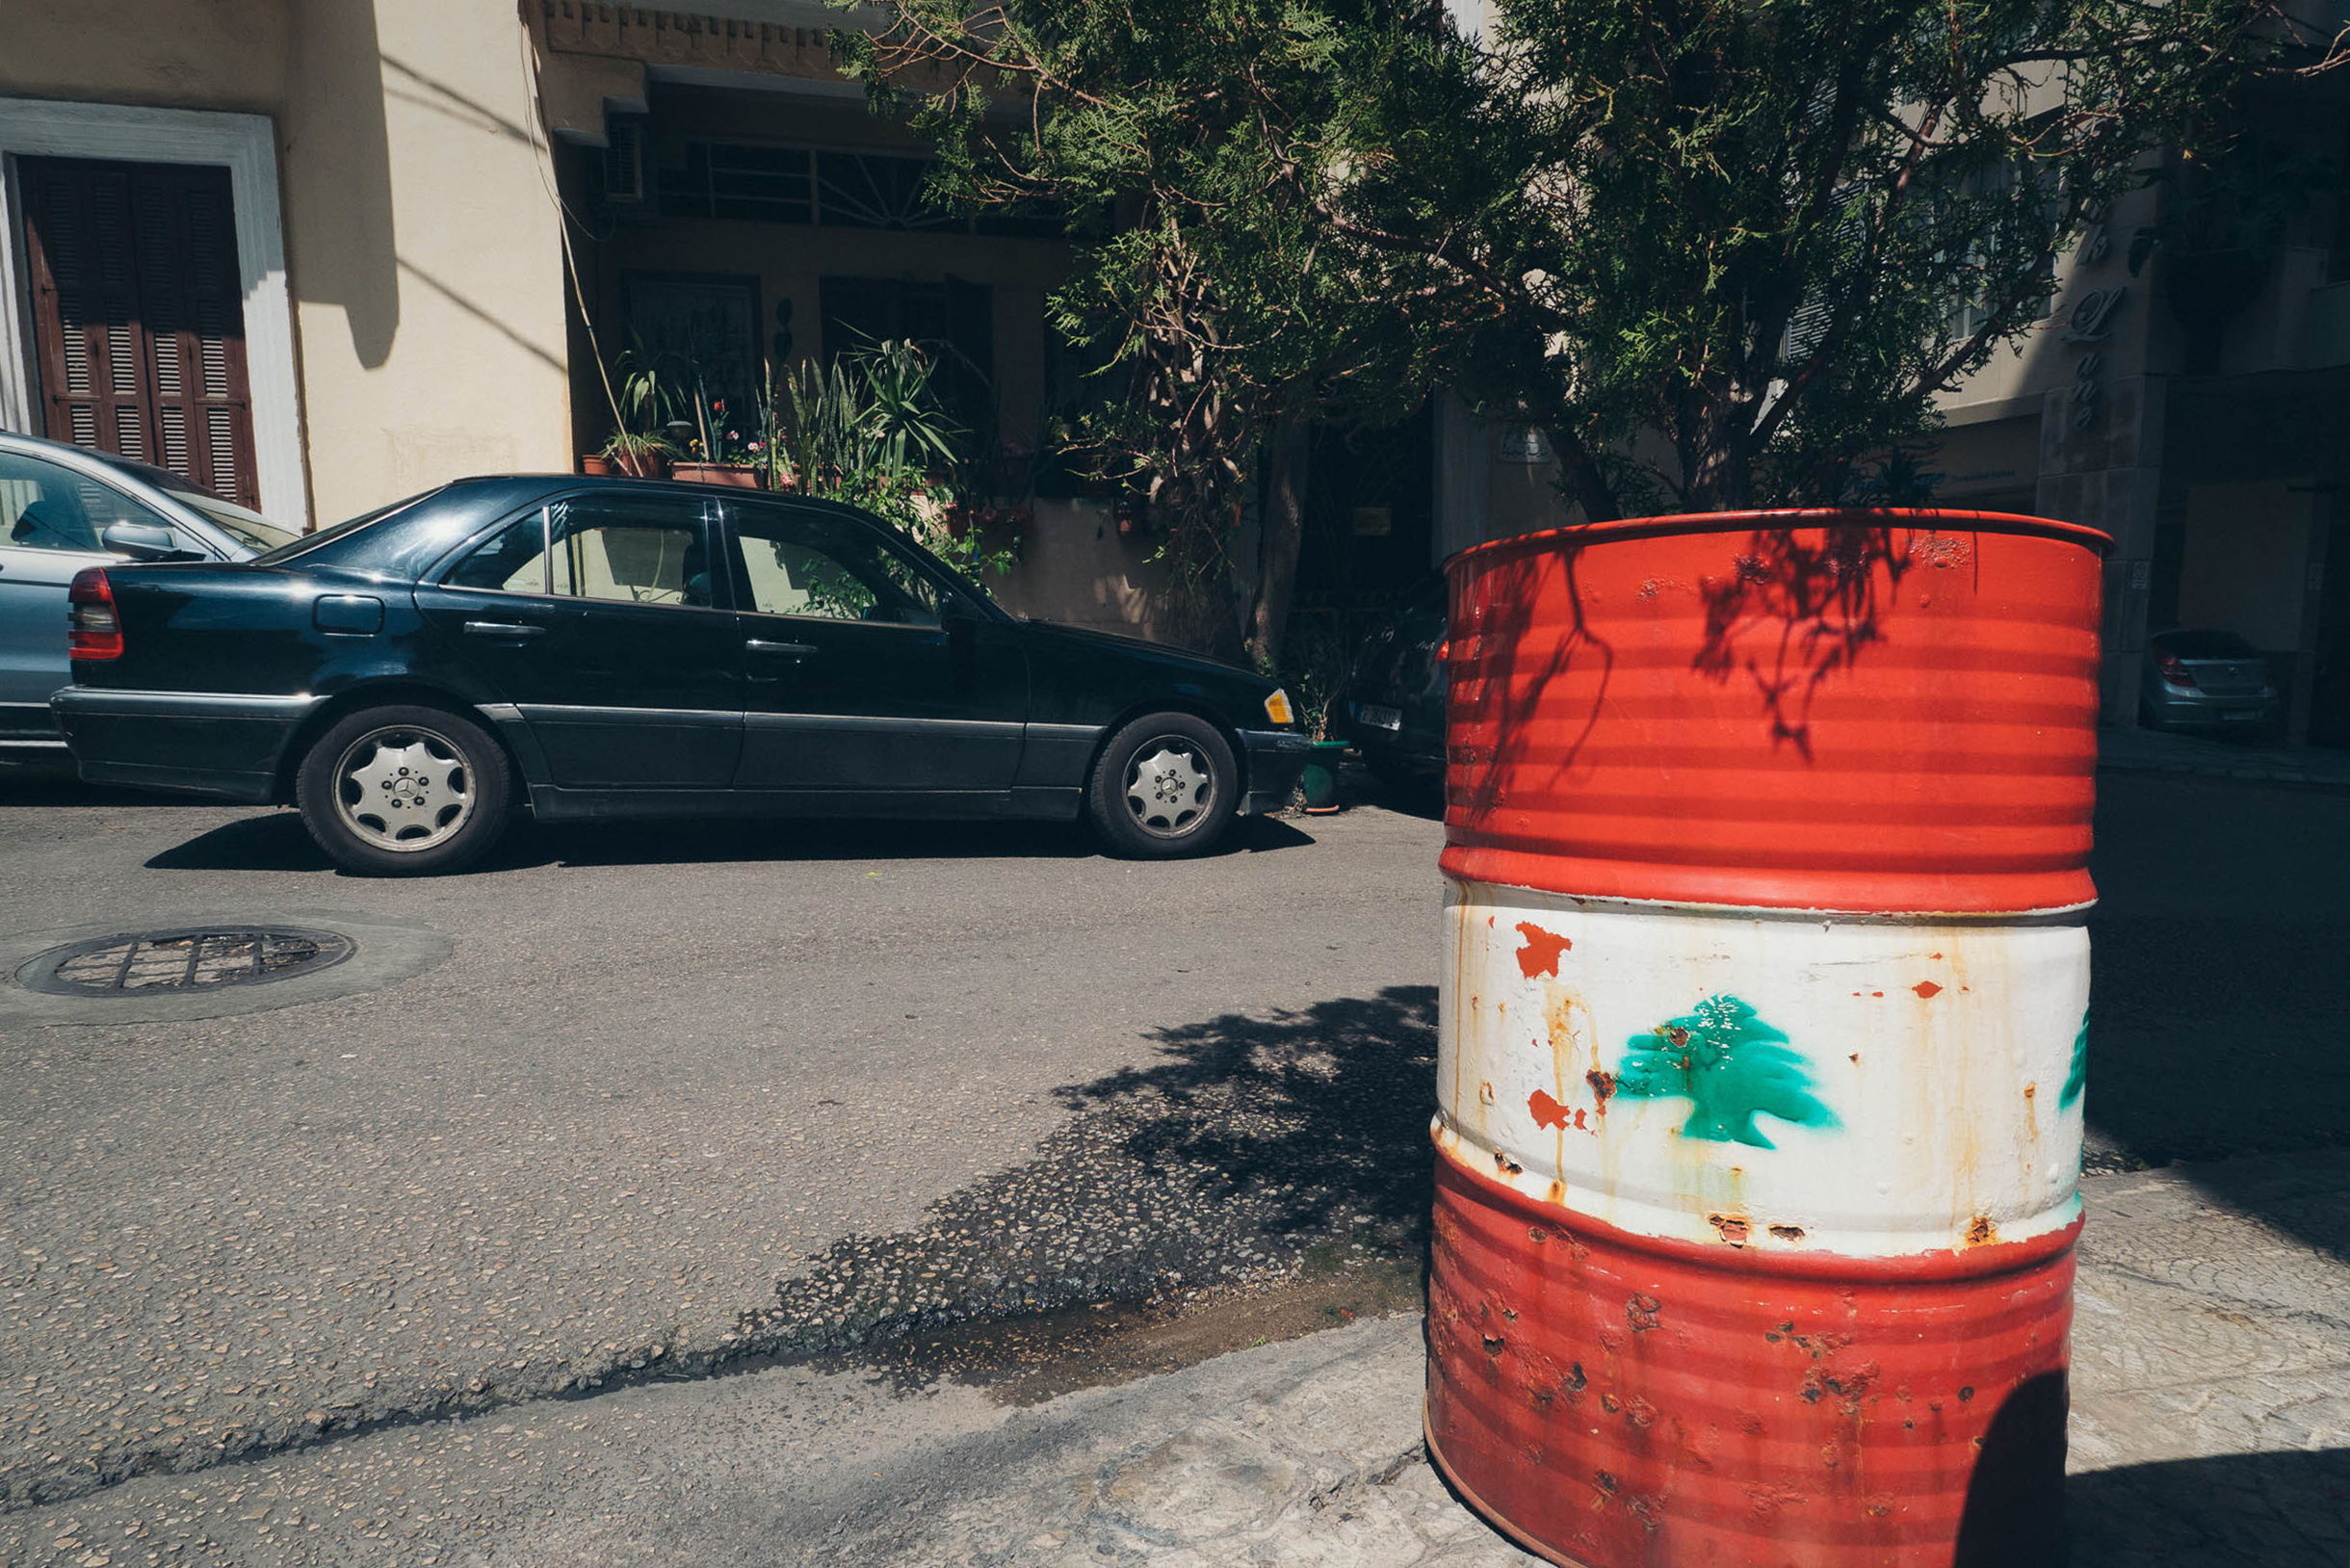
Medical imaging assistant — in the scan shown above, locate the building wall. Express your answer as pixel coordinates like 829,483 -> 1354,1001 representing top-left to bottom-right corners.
2,0 -> 572,528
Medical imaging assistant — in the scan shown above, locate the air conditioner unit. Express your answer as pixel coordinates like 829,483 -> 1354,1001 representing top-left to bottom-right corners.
603,118 -> 646,205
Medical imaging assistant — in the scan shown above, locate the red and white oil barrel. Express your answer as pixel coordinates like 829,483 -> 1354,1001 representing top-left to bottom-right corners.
1425,510 -> 2107,1567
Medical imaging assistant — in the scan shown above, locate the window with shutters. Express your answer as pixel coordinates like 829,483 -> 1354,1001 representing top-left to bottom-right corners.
16,158 -> 260,510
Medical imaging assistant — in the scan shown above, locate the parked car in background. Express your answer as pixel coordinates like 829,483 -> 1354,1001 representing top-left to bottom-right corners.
1339,575 -> 1447,795
2138,627 -> 2282,736
51,476 -> 1309,873
0,431 -> 294,746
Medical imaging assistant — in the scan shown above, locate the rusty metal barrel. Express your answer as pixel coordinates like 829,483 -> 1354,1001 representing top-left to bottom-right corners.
1426,509 -> 2107,1567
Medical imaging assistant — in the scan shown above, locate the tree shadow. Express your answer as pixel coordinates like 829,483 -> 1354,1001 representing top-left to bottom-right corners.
2068,1448 -> 2350,1567
1060,983 -> 1442,1241
1449,511 -> 1945,823
734,987 -> 1440,1362
143,810 -> 1318,873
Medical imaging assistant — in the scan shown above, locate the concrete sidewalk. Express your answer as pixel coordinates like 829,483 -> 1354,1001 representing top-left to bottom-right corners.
9,1150 -> 2344,1567
2098,726 -> 2350,790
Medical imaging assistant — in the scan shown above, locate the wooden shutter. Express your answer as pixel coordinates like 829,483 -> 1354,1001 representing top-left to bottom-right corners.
19,158 -> 259,509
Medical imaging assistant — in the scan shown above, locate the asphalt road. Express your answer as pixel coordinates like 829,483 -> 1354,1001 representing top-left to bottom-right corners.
0,759 -> 2343,1564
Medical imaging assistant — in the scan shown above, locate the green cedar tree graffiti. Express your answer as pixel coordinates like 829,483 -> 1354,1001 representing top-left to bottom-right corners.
1617,995 -> 1839,1149
2060,1014 -> 2088,1110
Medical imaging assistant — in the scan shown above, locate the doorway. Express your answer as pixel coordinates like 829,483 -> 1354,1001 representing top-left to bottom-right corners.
16,157 -> 258,507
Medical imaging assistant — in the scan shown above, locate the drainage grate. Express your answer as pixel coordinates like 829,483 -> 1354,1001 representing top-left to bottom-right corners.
21,928 -> 356,997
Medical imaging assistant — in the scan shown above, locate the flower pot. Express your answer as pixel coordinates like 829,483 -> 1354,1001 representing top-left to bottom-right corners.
1425,508 -> 2111,1568
580,454 -> 613,476
614,448 -> 670,481
1298,740 -> 1349,813
668,461 -> 760,488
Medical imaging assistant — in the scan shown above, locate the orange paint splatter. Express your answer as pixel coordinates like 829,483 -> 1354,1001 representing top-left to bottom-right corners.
1913,980 -> 1943,999
1514,923 -> 1571,979
1528,1089 -> 1572,1131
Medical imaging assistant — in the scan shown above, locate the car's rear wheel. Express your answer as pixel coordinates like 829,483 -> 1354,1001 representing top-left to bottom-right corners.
296,704 -> 510,875
1085,712 -> 1238,858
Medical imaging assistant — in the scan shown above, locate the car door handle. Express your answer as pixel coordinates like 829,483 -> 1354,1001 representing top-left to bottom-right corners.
463,620 -> 547,639
744,640 -> 818,658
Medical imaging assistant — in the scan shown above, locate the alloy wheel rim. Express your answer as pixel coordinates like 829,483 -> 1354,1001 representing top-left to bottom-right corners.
1124,739 -> 1214,838
333,725 -> 475,852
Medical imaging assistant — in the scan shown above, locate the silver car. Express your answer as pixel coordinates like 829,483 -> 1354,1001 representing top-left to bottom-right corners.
1,431 -> 296,746
2138,627 -> 2281,734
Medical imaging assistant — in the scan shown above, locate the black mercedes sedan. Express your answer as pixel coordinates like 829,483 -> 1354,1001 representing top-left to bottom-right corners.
52,476 -> 1310,875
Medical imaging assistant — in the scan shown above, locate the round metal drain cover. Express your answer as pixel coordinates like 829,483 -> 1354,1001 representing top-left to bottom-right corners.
20,928 -> 355,997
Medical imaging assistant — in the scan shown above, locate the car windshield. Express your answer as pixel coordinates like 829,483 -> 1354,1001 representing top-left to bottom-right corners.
164,490 -> 299,553
249,488 -> 443,565
2154,629 -> 2259,659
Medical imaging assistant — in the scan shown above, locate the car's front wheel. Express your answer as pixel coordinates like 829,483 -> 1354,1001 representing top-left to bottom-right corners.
296,704 -> 511,875
1085,712 -> 1239,858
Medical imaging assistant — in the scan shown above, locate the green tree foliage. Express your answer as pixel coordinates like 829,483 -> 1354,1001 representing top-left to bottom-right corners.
839,1 -> 1442,659
1335,0 -> 2336,515
1617,995 -> 1839,1148
844,0 -> 2335,613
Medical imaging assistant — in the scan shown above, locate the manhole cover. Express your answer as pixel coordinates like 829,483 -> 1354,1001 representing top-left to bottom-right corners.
20,928 -> 356,997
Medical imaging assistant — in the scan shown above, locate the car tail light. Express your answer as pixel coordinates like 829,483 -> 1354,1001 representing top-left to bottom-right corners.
2156,651 -> 2197,689
68,567 -> 122,661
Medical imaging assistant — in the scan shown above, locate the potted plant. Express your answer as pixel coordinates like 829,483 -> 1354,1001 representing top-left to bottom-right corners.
585,337 -> 681,478
1274,617 -> 1357,813
596,429 -> 672,479
669,394 -> 762,487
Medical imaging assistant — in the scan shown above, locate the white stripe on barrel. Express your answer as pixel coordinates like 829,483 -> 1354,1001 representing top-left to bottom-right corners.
1439,877 -> 2087,1259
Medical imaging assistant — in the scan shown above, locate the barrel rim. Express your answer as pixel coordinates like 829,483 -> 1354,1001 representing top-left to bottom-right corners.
1443,506 -> 2116,576
1438,874 -> 2098,925
1420,1420 -> 1583,1568
1434,1133 -> 2085,1284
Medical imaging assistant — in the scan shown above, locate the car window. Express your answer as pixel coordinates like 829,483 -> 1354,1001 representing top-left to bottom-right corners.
2153,629 -> 2259,659
250,488 -> 441,566
444,495 -> 718,609
164,491 -> 298,552
730,509 -> 944,627
446,512 -> 551,594
0,450 -> 189,555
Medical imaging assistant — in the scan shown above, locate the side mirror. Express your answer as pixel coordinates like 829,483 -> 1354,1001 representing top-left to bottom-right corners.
101,521 -> 189,561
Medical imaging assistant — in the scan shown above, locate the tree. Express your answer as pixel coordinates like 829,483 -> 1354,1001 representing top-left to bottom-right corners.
839,0 -> 1440,665
845,0 -> 2337,643
1335,0 -> 2340,516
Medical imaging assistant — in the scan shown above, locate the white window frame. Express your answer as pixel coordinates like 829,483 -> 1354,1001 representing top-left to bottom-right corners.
0,98 -> 309,528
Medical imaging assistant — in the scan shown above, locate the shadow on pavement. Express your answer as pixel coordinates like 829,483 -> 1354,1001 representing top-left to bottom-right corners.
2084,774 -> 2350,1170
0,754 -> 168,807
734,986 -> 1440,1381
144,809 -> 1319,873
1066,982 -> 1442,1241
2068,1447 -> 2350,1567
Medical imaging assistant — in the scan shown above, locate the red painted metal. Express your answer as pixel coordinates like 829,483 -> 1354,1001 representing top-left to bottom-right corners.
1425,1144 -> 2076,1568
1441,509 -> 2111,914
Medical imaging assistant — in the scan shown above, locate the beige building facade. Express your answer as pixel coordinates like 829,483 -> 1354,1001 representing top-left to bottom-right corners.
2,0 -> 573,532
